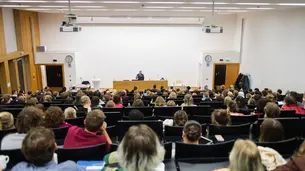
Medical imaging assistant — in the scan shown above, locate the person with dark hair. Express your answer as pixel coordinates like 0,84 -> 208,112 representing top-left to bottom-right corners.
64,110 -> 111,149
91,96 -> 102,108
227,101 -> 244,116
257,98 -> 272,114
128,109 -> 144,120
211,109 -> 231,126
113,94 -> 123,108
59,87 -> 67,94
185,86 -> 191,94
259,118 -> 285,143
281,96 -> 305,114
44,106 -> 72,128
12,127 -> 85,171
262,90 -> 268,97
151,85 -> 158,93
163,110 -> 188,127
136,71 -> 144,80
277,89 -> 282,96
132,99 -> 145,107
290,91 -> 304,107
183,120 -> 202,144
235,96 -> 248,111
1,107 -> 43,150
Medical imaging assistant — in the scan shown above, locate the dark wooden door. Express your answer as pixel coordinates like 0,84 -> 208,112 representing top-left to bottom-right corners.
46,65 -> 64,88
214,65 -> 226,89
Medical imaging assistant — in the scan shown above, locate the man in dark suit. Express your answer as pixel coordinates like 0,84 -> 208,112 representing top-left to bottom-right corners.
136,71 -> 145,80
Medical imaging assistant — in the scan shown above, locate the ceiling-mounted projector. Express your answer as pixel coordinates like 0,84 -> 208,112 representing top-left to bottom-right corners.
203,25 -> 223,33
60,13 -> 82,32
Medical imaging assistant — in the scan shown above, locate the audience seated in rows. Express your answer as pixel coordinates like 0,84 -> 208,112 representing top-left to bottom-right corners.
105,100 -> 115,108
211,109 -> 231,126
181,94 -> 195,107
128,109 -> 144,120
163,110 -> 188,127
12,127 -> 84,171
281,96 -> 305,114
103,124 -> 165,171
235,96 -> 248,111
155,96 -> 166,107
182,120 -> 202,145
168,92 -> 177,99
259,118 -> 285,142
201,91 -> 212,102
63,110 -> 112,150
132,99 -> 145,107
166,100 -> 176,106
264,102 -> 280,118
1,107 -> 43,150
113,94 -> 123,108
226,101 -> 244,116
64,107 -> 77,119
44,106 -> 72,128
91,96 -> 102,108
80,95 -> 91,111
0,112 -> 15,130
0,94 -> 11,104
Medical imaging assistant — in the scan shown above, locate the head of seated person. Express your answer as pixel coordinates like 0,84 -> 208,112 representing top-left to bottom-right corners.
64,107 -> 77,119
25,97 -> 38,107
224,96 -> 232,107
166,100 -> 176,106
182,94 -> 194,106
85,110 -> 106,134
44,95 -> 53,102
133,99 -> 145,107
262,90 -> 268,97
44,106 -> 68,128
227,101 -> 241,115
12,127 -> 83,170
182,120 -> 202,145
163,91 -> 168,96
91,96 -> 101,107
105,100 -> 115,108
18,95 -> 26,103
284,96 -> 297,107
128,109 -> 144,120
173,110 -> 188,126
264,102 -> 280,118
259,118 -> 284,143
155,96 -> 166,107
266,94 -> 275,102
215,95 -> 224,102
117,124 -> 165,171
133,93 -> 141,101
211,109 -> 231,126
80,95 -> 91,109
248,98 -> 257,105
113,94 -> 123,108
0,112 -> 15,130
35,104 -> 45,113
0,94 -> 11,104
235,96 -> 248,110
15,107 -> 43,134
64,97 -> 75,104
168,92 -> 177,99
202,91 -> 211,101
227,139 -> 264,171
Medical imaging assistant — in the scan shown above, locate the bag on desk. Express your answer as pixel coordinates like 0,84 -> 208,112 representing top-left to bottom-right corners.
102,152 -> 123,171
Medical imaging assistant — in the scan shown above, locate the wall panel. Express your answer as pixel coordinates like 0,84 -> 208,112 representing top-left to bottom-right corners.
0,8 -> 7,57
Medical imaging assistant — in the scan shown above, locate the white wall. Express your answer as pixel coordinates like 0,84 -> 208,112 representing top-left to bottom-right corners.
35,52 -> 77,88
238,8 -> 305,92
2,8 -> 17,53
39,13 -> 238,88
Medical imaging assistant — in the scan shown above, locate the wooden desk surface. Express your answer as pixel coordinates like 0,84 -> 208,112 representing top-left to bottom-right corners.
113,80 -> 168,91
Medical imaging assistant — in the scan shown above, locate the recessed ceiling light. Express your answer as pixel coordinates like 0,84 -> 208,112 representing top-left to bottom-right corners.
234,3 -> 271,5
146,2 -> 185,4
216,7 -> 241,10
143,6 -> 173,9
277,3 -> 305,6
246,7 -> 273,10
179,6 -> 207,9
143,9 -> 167,11
74,6 -> 104,8
38,5 -> 67,7
85,9 -> 109,11
0,5 -> 31,7
101,1 -> 140,3
113,9 -> 137,11
8,0 -> 48,2
190,2 -> 228,5
171,9 -> 194,11
55,1 -> 94,3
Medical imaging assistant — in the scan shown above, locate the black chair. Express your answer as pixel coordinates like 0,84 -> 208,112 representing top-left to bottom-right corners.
52,127 -> 69,145
164,125 -> 207,142
51,104 -> 75,111
123,107 -> 154,117
0,149 -> 27,169
154,106 -> 181,117
104,112 -> 123,126
117,120 -> 163,141
183,106 -> 211,116
101,108 -> 124,115
280,110 -> 297,117
164,142 -> 172,160
57,143 -> 107,163
0,108 -> 22,117
175,140 -> 235,162
122,116 -> 157,120
110,143 -> 119,152
172,99 -> 184,106
106,126 -> 118,143
65,117 -> 85,127
200,101 -> 225,110
231,115 -> 258,125
189,115 -> 211,124
0,104 -> 24,108
256,138 -> 300,158
247,105 -> 256,110
209,123 -> 251,141
0,128 -> 17,141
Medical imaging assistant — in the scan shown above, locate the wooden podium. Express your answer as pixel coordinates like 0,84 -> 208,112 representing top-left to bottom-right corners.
113,80 -> 168,91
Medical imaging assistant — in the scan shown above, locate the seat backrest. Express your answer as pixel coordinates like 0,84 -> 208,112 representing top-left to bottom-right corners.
0,149 -> 27,169
106,126 -> 117,143
164,142 -> 172,160
123,107 -> 153,116
256,138 -> 299,158
183,106 -> 211,116
175,140 -> 235,162
57,143 -> 107,163
117,120 -> 163,141
51,104 -> 75,111
0,104 -> 24,108
0,108 -> 22,117
164,125 -> 207,142
52,127 -> 69,145
154,106 -> 181,117
280,110 -> 297,118
231,115 -> 258,125
189,115 -> 211,124
200,101 -> 225,110
65,117 -> 85,127
209,123 -> 251,136
0,129 -> 17,141
104,112 -> 123,126
101,107 -> 124,114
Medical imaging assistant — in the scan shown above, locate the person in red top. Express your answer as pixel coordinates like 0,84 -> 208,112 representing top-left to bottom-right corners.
113,94 -> 123,108
63,110 -> 112,150
281,96 -> 305,115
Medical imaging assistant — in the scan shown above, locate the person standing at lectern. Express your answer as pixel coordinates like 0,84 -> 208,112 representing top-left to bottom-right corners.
136,71 -> 145,80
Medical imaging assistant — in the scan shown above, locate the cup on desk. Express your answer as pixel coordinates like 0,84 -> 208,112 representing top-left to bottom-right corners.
0,155 -> 9,169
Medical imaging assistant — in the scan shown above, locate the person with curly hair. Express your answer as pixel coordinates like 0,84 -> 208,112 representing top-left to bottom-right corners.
44,106 -> 72,128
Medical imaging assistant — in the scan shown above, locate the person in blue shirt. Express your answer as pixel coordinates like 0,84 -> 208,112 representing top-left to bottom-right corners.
136,71 -> 144,80
12,127 -> 85,171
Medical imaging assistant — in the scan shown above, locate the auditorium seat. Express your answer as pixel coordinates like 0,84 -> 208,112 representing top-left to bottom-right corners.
117,120 -> 163,141
164,142 -> 173,160
255,138 -> 300,158
0,128 -> 17,141
230,115 -> 258,125
52,127 -> 69,145
0,149 -> 27,169
183,106 -> 211,116
101,107 -> 124,115
65,117 -> 85,127
106,126 -> 118,143
189,115 -> 211,124
104,112 -> 123,126
0,108 -> 22,117
280,110 -> 297,117
123,107 -> 153,116
122,116 -> 157,120
154,106 -> 181,117
209,123 -> 251,141
0,104 -> 24,108
175,140 -> 235,163
164,125 -> 207,142
51,104 -> 75,111
200,101 -> 225,110
57,143 -> 107,163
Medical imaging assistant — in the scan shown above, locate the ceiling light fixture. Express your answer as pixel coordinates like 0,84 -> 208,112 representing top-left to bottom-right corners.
38,5 -> 67,7
179,6 -> 207,9
113,9 -> 137,11
146,1 -> 185,4
101,1 -> 140,3
246,7 -> 273,10
190,2 -> 228,5
143,6 -> 173,9
8,0 -> 48,2
215,7 -> 241,9
73,5 -> 104,8
171,9 -> 194,11
234,3 -> 271,5
277,3 -> 305,6
55,1 -> 94,3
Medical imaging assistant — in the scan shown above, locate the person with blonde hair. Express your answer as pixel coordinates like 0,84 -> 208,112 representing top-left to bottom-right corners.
80,95 -> 91,110
64,107 -> 77,119
132,99 -> 145,107
105,100 -> 115,108
166,100 -> 176,106
264,102 -> 280,118
181,94 -> 195,107
44,95 -> 53,102
155,96 -> 166,107
224,96 -> 232,107
168,92 -> 177,99
211,109 -> 231,126
0,112 -> 15,130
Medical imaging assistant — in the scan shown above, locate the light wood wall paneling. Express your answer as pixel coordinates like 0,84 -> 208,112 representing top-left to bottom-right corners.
0,8 -> 7,57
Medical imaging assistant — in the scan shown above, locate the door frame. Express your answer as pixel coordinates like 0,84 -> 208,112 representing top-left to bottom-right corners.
213,63 -> 240,90
37,64 -> 65,91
